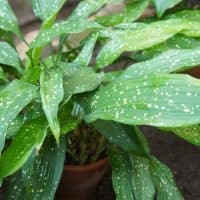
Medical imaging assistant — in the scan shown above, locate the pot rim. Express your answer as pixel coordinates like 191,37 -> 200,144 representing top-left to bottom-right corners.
64,157 -> 109,172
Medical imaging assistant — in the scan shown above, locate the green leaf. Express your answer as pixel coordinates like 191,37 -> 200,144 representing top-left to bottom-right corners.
0,0 -> 21,36
121,49 -> 200,79
0,29 -> 13,44
40,67 -> 64,142
93,120 -> 149,156
32,0 -> 66,22
109,148 -> 155,200
132,34 -> 200,61
164,125 -> 200,146
96,18 -> 200,68
30,19 -> 102,48
69,0 -> 119,20
124,0 -> 149,22
166,10 -> 200,38
153,0 -> 182,17
0,80 -> 37,151
63,68 -> 103,103
102,70 -> 123,83
72,33 -> 99,67
0,67 -> 8,83
6,115 -> 24,139
150,157 -> 183,200
0,118 -> 48,179
22,136 -> 66,200
0,41 -> 23,74
6,136 -> 66,200
81,74 -> 200,127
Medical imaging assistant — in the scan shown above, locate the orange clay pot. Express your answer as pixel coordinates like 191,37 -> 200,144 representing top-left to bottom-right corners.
56,158 -> 109,200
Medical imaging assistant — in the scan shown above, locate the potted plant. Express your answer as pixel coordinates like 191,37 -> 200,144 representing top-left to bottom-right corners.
0,0 -> 200,199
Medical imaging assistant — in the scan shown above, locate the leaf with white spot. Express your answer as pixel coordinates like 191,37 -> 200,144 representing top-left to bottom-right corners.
40,67 -> 64,142
0,80 -> 37,152
81,74 -> 200,127
124,0 -> 149,22
153,0 -> 182,17
0,41 -> 23,74
6,136 -> 66,200
0,118 -> 48,179
102,70 -> 123,83
121,49 -> 200,79
109,148 -> 155,200
72,33 -> 99,67
132,35 -> 200,61
163,125 -> 200,146
63,68 -> 103,103
32,0 -> 66,22
30,19 -> 102,48
93,120 -> 149,156
150,157 -> 183,200
0,0 -> 21,36
96,18 -> 200,68
69,0 -> 121,20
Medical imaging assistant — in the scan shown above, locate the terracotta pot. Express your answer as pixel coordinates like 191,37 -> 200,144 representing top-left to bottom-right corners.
56,157 -> 109,200
184,66 -> 200,78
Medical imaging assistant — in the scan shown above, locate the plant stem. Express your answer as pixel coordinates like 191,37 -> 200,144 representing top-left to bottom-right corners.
91,136 -> 106,163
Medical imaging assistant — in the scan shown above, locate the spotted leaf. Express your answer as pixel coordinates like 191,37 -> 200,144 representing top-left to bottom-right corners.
81,74 -> 200,127
0,118 -> 48,179
121,49 -> 200,79
69,0 -> 121,20
0,41 -> 23,74
32,0 -> 66,22
124,0 -> 149,22
63,68 -> 103,103
96,18 -> 200,68
163,125 -> 200,146
40,67 -> 64,142
72,33 -> 99,67
150,157 -> 183,200
30,19 -> 102,48
5,136 -> 66,200
0,80 -> 37,152
93,120 -> 149,156
153,0 -> 182,17
0,0 -> 21,36
132,35 -> 200,61
166,10 -> 200,37
109,148 -> 155,200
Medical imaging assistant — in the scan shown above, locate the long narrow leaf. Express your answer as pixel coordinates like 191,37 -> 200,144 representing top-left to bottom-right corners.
121,49 -> 200,79
0,41 -> 23,74
109,148 -> 155,200
40,67 -> 64,142
150,157 -> 183,200
96,18 -> 200,68
0,118 -> 48,179
0,80 -> 37,151
32,0 -> 66,22
30,19 -> 102,48
81,74 -> 200,127
0,0 -> 21,36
